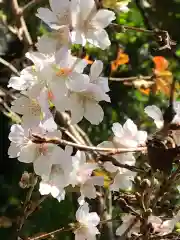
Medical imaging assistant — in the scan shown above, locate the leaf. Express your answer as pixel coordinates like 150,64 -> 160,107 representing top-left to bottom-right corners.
153,56 -> 169,71
111,49 -> 129,73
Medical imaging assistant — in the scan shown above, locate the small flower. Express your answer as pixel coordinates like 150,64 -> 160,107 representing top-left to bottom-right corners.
71,0 -> 115,49
99,141 -> 136,191
37,0 -> 115,50
8,124 -> 71,178
74,202 -> 100,240
10,89 -> 57,131
67,61 -> 110,124
112,119 -> 147,148
70,151 -> 103,202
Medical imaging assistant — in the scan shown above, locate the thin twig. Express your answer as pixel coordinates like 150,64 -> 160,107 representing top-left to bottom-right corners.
32,134 -> 147,154
109,76 -> 153,82
0,57 -> 20,76
22,0 -> 43,12
12,0 -> 33,45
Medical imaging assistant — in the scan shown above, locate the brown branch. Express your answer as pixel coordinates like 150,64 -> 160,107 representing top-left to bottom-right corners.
109,76 -> 153,82
0,57 -> 20,76
32,134 -> 147,155
12,0 -> 33,46
22,0 -> 43,13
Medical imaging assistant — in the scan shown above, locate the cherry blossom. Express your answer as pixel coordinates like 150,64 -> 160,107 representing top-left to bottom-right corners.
112,119 -> 147,148
10,89 -> 56,131
70,151 -> 103,203
8,124 -> 71,178
100,141 -> 136,191
74,202 -> 100,240
37,0 -> 115,50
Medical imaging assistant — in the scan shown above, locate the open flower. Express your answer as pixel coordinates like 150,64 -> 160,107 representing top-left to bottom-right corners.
71,0 -> 115,49
74,202 -> 100,240
39,147 -> 73,201
8,124 -> 71,178
112,119 -> 147,148
68,61 -> 110,124
99,141 -> 136,191
10,89 -> 56,131
37,0 -> 115,50
70,151 -> 103,203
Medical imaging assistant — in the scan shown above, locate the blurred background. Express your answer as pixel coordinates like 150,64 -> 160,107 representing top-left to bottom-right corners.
0,0 -> 180,239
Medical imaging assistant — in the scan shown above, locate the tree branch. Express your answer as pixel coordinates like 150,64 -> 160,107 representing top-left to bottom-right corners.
32,134 -> 147,155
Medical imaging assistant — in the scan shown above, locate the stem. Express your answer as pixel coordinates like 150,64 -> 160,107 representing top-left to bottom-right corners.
32,134 -> 147,154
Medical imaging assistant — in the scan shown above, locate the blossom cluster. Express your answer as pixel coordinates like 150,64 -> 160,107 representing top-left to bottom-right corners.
6,0 -> 180,239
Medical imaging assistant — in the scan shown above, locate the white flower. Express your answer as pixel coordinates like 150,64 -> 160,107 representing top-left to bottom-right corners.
39,146 -> 73,201
37,0 -> 115,49
144,101 -> 180,129
67,61 -> 110,124
8,124 -> 71,178
99,141 -> 136,191
71,0 -> 115,49
47,47 -> 88,112
112,119 -> 147,148
74,202 -> 100,240
70,151 -> 103,202
10,89 -> 56,131
116,214 -> 140,237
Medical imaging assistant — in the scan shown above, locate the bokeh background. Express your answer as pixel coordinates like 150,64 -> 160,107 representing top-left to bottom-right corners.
0,0 -> 180,239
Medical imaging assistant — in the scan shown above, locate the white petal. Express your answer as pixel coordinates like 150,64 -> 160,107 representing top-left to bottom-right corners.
144,105 -> 164,128
36,35 -> 57,54
86,29 -> 111,50
34,154 -> 52,176
81,182 -> 96,199
69,94 -> 84,124
18,143 -> 37,163
71,30 -> 86,46
135,131 -> 147,145
56,189 -> 66,202
112,122 -> 124,138
90,60 -> 103,80
49,0 -> 69,14
90,176 -> 104,186
67,73 -> 90,92
123,119 -> 138,137
84,100 -> 104,124
8,142 -> 20,158
76,202 -> 89,222
87,212 -> 100,226
36,8 -> 59,29
91,9 -> 115,28
104,162 -> 118,173
9,124 -> 24,143
39,181 -> 51,195
97,141 -> 114,148
79,0 -> 96,21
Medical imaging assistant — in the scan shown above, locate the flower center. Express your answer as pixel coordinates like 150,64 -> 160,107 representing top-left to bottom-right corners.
56,68 -> 72,77
29,99 -> 41,116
